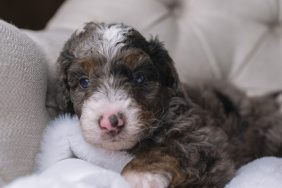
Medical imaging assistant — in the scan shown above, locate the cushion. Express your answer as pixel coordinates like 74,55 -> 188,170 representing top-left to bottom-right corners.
46,0 -> 282,94
0,20 -> 49,185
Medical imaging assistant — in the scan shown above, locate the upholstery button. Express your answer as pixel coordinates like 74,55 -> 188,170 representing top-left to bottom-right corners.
164,0 -> 183,17
269,21 -> 282,35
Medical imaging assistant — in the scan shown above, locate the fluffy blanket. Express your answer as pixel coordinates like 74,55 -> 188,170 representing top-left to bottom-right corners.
5,115 -> 282,188
35,115 -> 133,173
225,157 -> 282,188
5,159 -> 130,188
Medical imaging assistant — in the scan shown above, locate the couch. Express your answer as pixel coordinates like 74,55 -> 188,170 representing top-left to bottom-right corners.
0,0 -> 281,186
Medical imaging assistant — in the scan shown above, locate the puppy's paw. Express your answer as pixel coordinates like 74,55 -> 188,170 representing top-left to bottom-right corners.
123,171 -> 171,188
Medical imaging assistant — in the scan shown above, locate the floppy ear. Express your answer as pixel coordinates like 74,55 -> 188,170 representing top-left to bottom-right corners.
55,51 -> 75,114
147,38 -> 180,90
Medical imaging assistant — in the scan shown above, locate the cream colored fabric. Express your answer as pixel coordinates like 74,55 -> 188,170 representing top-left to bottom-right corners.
0,20 -> 49,185
47,0 -> 282,95
1,0 -> 282,185
24,29 -> 74,117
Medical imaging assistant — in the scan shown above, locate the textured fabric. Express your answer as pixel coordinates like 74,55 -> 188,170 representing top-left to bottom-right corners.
0,20 -> 49,185
24,29 -> 73,117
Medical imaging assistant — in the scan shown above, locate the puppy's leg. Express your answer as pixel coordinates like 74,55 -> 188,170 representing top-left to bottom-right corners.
122,145 -> 235,188
122,150 -> 186,188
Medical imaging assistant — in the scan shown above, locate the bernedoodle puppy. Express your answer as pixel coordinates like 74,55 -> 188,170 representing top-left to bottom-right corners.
53,22 -> 282,187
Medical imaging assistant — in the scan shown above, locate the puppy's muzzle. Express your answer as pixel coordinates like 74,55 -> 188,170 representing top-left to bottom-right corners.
98,111 -> 126,135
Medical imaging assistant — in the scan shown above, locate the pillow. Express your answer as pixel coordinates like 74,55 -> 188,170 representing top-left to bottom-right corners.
0,20 -> 49,185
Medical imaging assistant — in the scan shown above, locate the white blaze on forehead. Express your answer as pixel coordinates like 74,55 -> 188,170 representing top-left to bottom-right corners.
72,23 -> 133,62
96,24 -> 131,60
102,25 -> 128,46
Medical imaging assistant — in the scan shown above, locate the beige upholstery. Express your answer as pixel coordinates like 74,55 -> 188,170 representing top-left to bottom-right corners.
0,0 -> 281,185
0,21 -> 49,186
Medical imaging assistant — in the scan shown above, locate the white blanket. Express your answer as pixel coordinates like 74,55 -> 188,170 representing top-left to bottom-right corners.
6,115 -> 132,188
225,157 -> 282,188
6,157 -> 282,188
35,115 -> 133,173
5,115 -> 282,188
5,159 -> 130,188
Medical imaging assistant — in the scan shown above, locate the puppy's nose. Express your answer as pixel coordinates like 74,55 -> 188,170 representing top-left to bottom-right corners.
99,113 -> 125,132
109,114 -> 119,127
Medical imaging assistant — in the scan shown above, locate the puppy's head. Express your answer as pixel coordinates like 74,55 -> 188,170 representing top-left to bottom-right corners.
56,22 -> 180,150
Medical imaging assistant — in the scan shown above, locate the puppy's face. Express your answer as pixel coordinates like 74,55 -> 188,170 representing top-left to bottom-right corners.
57,23 -> 179,151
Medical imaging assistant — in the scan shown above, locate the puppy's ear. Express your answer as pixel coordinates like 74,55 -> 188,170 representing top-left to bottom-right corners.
147,38 -> 180,90
55,52 -> 75,114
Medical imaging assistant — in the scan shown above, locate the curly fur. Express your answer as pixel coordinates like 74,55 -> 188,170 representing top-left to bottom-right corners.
54,22 -> 282,188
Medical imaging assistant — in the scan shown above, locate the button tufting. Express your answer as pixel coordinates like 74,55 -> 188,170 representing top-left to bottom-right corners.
161,0 -> 183,17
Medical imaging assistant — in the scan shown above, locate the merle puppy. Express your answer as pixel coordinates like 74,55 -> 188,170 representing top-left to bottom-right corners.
55,22 -> 282,188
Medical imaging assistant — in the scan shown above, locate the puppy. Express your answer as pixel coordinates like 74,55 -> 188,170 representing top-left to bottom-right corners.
55,22 -> 282,188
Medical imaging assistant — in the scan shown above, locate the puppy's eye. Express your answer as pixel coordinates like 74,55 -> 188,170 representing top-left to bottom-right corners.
133,73 -> 145,84
79,77 -> 89,89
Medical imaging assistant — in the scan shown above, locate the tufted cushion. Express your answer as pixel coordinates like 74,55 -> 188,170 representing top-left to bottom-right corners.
0,20 -> 49,185
46,0 -> 282,95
